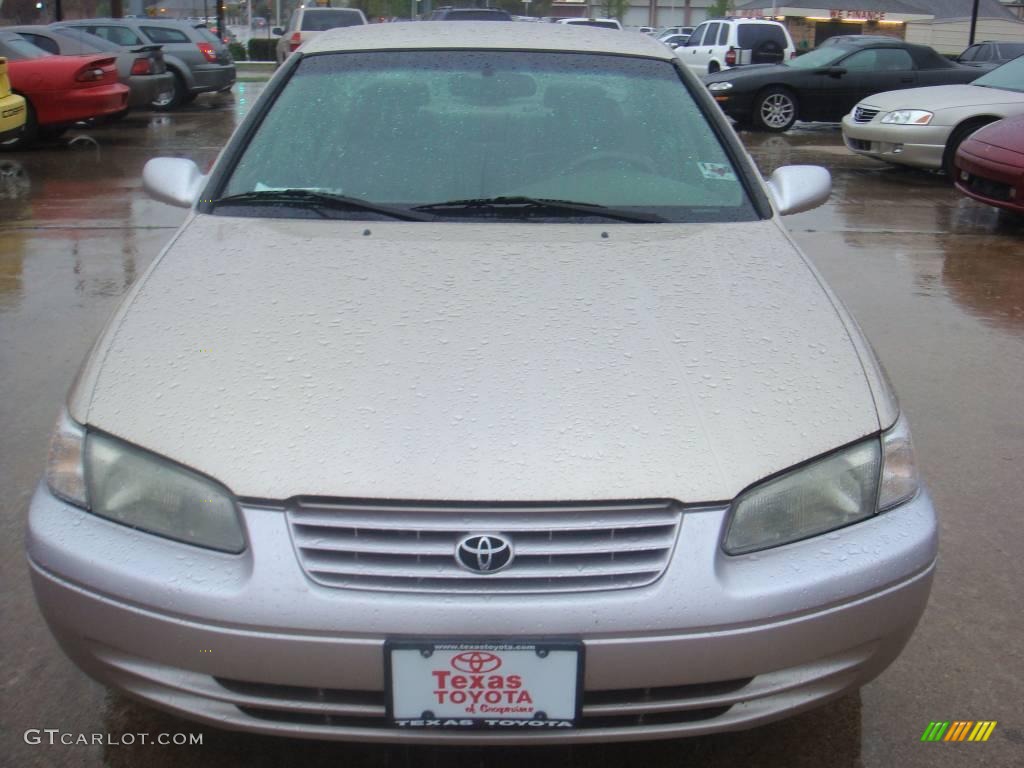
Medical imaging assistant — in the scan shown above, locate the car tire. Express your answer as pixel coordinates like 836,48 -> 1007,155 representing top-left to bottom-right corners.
37,125 -> 68,141
0,99 -> 38,151
151,71 -> 185,111
708,62 -> 720,74
752,87 -> 798,132
942,120 -> 992,179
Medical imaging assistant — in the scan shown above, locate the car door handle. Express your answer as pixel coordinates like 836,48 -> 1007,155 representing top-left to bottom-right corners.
899,77 -> 914,83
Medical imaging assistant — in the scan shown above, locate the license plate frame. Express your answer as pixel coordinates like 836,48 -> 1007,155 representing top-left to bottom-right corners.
385,639 -> 584,730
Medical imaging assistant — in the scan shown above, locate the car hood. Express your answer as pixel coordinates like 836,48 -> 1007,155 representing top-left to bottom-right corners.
859,84 -> 1024,111
75,217 -> 880,502
703,64 -> 788,83
967,115 -> 1024,152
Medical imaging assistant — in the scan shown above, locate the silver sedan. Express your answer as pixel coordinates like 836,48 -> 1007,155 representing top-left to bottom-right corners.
28,22 -> 937,744
842,55 -> 1024,175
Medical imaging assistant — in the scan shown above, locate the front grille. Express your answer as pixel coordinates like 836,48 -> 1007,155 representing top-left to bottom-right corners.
965,173 -> 1013,202
218,676 -> 746,730
853,106 -> 880,123
286,499 -> 682,594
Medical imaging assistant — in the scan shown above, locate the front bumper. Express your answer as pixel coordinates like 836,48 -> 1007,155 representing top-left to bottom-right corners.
842,115 -> 952,171
27,483 -> 938,744
710,91 -> 756,123
954,140 -> 1024,215
0,92 -> 26,140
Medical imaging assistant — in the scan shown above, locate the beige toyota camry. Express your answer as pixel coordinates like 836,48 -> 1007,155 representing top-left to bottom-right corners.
28,22 -> 937,743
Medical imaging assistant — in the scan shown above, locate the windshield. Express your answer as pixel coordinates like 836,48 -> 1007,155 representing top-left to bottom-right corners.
194,26 -> 223,44
567,20 -> 619,29
975,56 -> 1024,92
218,50 -> 755,223
438,10 -> 511,20
785,46 -> 846,69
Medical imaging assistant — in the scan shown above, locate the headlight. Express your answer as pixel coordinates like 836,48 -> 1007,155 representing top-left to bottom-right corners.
708,82 -> 733,92
724,414 -> 920,555
724,440 -> 880,555
44,410 -> 245,553
881,110 -> 933,125
86,432 -> 245,553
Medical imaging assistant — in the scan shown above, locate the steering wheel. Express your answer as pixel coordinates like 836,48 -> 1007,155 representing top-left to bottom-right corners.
565,151 -> 657,176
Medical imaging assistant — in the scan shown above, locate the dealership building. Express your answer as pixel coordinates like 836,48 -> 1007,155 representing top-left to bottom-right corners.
728,1 -> 1024,53
554,1 -> 1024,52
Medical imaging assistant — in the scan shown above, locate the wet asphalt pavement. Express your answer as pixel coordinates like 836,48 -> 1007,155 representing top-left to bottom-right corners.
1,87 -> 1022,767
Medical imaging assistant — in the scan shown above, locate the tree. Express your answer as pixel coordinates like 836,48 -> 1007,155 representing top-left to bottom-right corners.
708,0 -> 733,19
599,0 -> 628,21
1,0 -> 44,23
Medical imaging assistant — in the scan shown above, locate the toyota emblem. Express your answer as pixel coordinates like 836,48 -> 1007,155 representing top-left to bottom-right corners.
451,651 -> 502,673
455,534 -> 514,574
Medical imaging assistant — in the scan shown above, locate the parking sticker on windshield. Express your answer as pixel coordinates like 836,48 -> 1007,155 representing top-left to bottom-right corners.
698,162 -> 737,181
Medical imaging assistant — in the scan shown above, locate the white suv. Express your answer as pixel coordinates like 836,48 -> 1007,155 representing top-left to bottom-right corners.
675,18 -> 794,76
275,6 -> 366,65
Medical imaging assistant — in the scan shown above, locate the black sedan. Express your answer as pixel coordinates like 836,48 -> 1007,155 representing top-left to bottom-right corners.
704,38 -> 984,132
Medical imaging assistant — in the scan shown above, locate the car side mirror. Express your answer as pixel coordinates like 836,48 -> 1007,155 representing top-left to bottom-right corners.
272,27 -> 283,36
826,66 -> 847,77
669,42 -> 680,49
766,165 -> 831,216
143,157 -> 206,208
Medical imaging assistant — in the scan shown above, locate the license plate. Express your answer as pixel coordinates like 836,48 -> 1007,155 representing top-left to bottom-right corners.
387,640 -> 583,729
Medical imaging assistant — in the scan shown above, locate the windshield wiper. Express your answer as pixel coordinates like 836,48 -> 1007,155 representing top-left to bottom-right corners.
210,189 -> 433,222
412,196 -> 666,223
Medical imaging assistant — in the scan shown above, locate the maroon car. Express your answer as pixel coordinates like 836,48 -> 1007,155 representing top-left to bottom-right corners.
954,115 -> 1024,216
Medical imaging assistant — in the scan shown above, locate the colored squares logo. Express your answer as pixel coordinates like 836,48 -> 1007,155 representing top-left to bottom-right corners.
921,721 -> 997,742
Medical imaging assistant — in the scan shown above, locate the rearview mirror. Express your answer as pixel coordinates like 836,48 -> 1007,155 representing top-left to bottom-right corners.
816,66 -> 847,78
765,165 -> 831,216
143,157 -> 206,208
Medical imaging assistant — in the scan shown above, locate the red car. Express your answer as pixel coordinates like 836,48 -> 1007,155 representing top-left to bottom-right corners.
954,115 -> 1024,216
0,30 -> 128,150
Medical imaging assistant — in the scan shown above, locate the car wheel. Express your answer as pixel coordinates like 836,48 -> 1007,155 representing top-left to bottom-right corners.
151,72 -> 185,111
942,120 -> 992,179
37,125 -> 68,141
0,100 -> 38,151
708,62 -> 720,74
753,87 -> 797,132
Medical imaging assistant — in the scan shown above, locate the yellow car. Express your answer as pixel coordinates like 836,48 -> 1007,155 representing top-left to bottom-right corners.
0,56 -> 27,144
